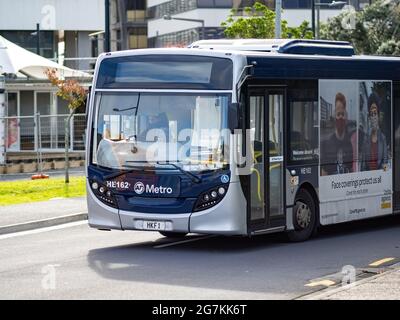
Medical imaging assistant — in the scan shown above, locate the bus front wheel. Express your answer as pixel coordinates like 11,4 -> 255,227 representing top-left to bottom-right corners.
287,188 -> 317,242
159,231 -> 188,238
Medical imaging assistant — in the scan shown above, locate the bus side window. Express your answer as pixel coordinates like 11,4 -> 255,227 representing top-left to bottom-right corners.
289,101 -> 319,163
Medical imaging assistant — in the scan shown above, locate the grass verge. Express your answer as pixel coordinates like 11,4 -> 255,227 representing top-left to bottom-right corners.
0,176 -> 86,206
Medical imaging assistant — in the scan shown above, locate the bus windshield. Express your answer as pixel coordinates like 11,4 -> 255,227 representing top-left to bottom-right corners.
92,92 -> 231,172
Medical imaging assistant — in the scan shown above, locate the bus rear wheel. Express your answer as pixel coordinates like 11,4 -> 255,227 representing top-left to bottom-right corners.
287,188 -> 317,242
159,231 -> 188,238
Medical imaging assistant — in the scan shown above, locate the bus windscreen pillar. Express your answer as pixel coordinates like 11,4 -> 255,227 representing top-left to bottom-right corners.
0,74 -> 5,165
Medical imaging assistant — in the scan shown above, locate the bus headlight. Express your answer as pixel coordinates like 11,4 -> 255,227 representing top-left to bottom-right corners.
89,180 -> 118,208
193,185 -> 228,212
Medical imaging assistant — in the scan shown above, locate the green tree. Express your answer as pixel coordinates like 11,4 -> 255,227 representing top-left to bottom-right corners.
287,21 -> 314,39
221,2 -> 313,39
45,68 -> 87,183
320,0 -> 400,55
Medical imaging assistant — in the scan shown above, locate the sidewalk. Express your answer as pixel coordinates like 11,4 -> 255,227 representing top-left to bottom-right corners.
306,265 -> 400,300
0,196 -> 87,234
0,167 -> 85,182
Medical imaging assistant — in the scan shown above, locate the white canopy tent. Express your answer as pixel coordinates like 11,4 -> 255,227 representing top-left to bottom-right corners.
0,35 -> 90,79
0,36 -> 91,165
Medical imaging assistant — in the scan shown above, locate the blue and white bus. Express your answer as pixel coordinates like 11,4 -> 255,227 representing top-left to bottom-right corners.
86,39 -> 400,241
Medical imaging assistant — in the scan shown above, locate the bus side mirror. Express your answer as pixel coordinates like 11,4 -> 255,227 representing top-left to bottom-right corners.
228,102 -> 241,133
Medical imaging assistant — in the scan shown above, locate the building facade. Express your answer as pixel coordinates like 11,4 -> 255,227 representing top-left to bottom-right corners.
0,1 -> 97,167
109,0 -> 148,51
0,0 -> 106,72
0,1 -> 376,62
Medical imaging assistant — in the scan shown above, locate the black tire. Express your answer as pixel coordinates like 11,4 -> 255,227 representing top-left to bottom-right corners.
287,188 -> 318,242
159,231 -> 188,238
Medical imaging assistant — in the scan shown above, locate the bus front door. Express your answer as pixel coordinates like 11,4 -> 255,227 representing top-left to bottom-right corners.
248,89 -> 286,234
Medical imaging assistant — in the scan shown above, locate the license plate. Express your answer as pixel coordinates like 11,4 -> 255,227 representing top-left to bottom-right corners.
143,220 -> 165,231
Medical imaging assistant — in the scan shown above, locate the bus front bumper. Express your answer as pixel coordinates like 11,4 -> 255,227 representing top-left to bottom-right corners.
119,182 -> 247,235
88,181 -> 247,235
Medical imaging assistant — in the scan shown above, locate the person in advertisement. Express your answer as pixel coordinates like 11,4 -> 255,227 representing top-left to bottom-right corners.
321,92 -> 354,176
360,92 -> 388,171
7,118 -> 18,150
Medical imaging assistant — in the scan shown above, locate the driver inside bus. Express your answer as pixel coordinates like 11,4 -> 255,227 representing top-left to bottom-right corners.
138,112 -> 169,142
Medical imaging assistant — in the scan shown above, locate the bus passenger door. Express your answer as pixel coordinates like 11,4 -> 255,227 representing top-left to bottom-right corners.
248,88 -> 286,234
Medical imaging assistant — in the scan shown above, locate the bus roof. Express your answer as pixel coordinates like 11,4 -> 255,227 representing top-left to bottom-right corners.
94,41 -> 400,84
187,39 -> 400,80
244,53 -> 400,81
189,39 -> 355,56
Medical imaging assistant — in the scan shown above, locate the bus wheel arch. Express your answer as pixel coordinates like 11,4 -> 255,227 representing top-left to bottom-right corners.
298,183 -> 320,229
287,184 -> 319,242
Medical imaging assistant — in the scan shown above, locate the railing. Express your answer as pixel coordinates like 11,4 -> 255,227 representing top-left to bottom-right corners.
1,113 -> 86,153
147,0 -> 197,20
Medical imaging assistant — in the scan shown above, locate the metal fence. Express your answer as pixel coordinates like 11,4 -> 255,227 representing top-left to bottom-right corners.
1,113 -> 86,153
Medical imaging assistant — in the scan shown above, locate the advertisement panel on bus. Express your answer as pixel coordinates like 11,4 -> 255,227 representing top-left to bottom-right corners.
319,79 -> 392,224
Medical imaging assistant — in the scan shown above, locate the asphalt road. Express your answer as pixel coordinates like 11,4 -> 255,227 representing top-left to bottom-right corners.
1,215 -> 400,299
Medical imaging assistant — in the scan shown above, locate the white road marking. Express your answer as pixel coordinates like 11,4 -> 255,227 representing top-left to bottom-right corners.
153,235 -> 217,248
0,221 -> 88,240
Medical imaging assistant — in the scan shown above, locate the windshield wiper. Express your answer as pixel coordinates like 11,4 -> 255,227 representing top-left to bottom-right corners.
155,161 -> 202,184
104,161 -> 153,180
104,166 -> 143,180
104,161 -> 202,183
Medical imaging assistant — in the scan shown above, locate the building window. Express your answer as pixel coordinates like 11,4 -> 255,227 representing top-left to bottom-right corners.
282,0 -> 311,9
288,81 -> 319,163
147,0 -> 198,19
197,0 -> 233,7
128,27 -> 147,49
235,0 -> 275,9
149,28 -> 199,48
0,31 -> 56,59
7,93 -> 18,117
149,26 -> 224,48
289,101 -> 319,162
127,10 -> 146,21
126,0 -> 146,21
19,91 -> 35,150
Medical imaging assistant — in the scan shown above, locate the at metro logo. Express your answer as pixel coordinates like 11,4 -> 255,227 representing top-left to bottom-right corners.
145,184 -> 173,194
125,174 -> 180,197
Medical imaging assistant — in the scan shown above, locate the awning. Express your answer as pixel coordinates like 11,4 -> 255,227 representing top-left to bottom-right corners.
0,35 -> 91,79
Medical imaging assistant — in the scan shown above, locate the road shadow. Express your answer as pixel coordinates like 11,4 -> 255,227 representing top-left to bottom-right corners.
317,214 -> 400,240
87,215 -> 400,294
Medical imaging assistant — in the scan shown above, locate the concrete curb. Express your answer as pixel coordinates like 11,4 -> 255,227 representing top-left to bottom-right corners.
0,212 -> 88,235
297,264 -> 400,300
